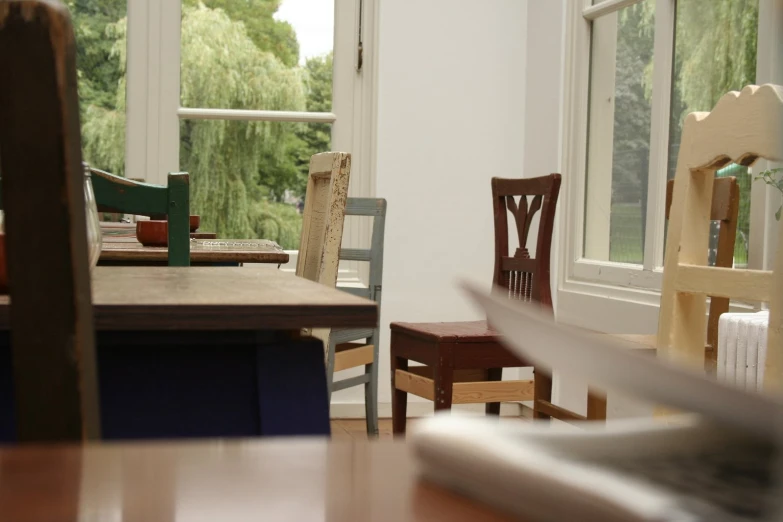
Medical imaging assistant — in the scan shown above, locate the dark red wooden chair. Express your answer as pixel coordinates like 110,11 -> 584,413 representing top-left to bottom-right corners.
390,174 -> 561,434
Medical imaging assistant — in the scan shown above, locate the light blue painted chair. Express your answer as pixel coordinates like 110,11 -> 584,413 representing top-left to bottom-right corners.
326,197 -> 386,436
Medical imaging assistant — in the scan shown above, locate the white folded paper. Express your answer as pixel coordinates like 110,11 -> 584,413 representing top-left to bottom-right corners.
409,282 -> 783,522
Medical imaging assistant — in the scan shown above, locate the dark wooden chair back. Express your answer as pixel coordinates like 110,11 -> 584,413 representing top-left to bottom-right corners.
491,174 -> 562,310
665,177 -> 739,363
0,0 -> 100,441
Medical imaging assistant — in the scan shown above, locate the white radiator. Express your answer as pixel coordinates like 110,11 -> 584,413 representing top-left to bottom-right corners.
717,311 -> 769,391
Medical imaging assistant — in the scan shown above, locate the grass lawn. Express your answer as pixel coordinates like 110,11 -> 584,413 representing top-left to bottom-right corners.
609,203 -> 644,263
607,203 -> 748,266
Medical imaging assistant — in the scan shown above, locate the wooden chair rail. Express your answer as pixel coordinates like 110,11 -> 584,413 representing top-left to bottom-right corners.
333,343 -> 374,372
500,257 -> 538,273
395,369 -> 534,405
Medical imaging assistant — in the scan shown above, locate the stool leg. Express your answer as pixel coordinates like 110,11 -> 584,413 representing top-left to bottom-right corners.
485,368 -> 502,415
533,367 -> 552,420
391,355 -> 408,435
433,363 -> 454,412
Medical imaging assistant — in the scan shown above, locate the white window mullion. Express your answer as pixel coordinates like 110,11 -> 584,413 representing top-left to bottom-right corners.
125,0 -> 148,180
583,0 -> 646,20
583,11 -> 617,261
177,108 -> 337,123
561,1 -> 592,285
644,0 -> 676,270
751,0 -> 783,271
126,0 -> 180,186
333,0 -> 377,284
157,0 -> 181,185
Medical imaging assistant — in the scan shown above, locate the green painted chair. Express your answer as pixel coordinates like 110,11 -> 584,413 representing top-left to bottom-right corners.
90,168 -> 191,267
326,197 -> 387,436
0,167 -> 191,267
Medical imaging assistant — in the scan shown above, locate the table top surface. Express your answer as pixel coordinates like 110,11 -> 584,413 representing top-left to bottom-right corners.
0,439 -> 514,522
0,267 -> 377,331
100,224 -> 288,264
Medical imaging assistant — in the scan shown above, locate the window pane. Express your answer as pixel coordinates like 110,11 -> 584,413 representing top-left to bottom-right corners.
180,0 -> 334,112
667,0 -> 758,268
180,119 -> 331,249
70,0 -> 128,177
584,1 -> 655,264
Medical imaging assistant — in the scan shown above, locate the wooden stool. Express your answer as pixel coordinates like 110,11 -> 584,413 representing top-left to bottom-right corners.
391,321 -> 536,434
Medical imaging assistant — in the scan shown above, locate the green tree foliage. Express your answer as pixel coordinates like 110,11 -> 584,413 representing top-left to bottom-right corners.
66,0 -> 126,110
671,0 -> 758,246
182,0 -> 300,67
72,1 -> 334,249
672,0 -> 758,117
612,4 -> 654,204
69,0 -> 127,177
180,4 -> 308,243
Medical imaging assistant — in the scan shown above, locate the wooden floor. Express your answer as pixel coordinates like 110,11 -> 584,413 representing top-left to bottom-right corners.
330,416 -> 529,441
330,419 -> 394,440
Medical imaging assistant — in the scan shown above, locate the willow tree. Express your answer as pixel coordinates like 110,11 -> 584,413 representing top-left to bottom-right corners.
80,3 -> 309,247
180,4 -> 306,244
673,0 -> 758,115
671,0 -> 758,250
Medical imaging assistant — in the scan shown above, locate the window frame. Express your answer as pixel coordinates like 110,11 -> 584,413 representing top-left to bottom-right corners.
124,0 -> 379,279
559,0 -> 781,306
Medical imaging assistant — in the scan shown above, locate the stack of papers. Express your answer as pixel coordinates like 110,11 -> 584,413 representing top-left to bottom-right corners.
410,283 -> 783,522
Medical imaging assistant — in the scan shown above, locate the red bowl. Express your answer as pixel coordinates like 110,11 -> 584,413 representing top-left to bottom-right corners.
163,215 -> 200,232
136,220 -> 168,246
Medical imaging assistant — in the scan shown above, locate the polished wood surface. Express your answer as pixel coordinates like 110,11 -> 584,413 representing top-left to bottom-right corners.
0,267 -> 377,331
0,440 -> 515,522
100,224 -> 288,264
101,238 -> 289,264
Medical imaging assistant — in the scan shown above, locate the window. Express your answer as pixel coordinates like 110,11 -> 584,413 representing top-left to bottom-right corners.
73,0 -> 377,253
69,0 -> 128,176
562,0 -> 775,295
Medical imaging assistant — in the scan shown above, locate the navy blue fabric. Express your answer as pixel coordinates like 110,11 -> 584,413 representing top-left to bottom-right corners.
98,340 -> 261,440
256,338 -> 330,436
1,331 -> 331,441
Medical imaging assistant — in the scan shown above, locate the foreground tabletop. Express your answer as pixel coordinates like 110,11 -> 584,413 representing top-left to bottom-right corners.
0,267 -> 377,331
0,440 -> 515,522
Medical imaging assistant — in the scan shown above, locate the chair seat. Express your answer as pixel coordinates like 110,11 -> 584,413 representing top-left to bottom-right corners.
389,320 -> 502,343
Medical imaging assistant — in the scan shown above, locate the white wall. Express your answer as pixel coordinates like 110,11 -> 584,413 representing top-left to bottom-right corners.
331,0 -> 529,415
522,0 -> 565,313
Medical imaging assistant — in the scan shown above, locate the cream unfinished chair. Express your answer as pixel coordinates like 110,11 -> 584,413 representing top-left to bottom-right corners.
658,84 -> 783,392
295,151 -> 352,368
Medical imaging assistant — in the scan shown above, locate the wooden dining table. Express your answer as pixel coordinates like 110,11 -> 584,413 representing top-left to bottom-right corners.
0,267 -> 377,442
0,439 -> 516,522
99,222 -> 289,265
